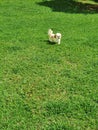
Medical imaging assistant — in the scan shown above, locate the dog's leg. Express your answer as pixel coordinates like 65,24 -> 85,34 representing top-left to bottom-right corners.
58,39 -> 61,44
49,37 -> 52,42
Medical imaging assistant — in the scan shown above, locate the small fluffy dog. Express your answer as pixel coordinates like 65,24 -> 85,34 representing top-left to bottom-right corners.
48,29 -> 62,44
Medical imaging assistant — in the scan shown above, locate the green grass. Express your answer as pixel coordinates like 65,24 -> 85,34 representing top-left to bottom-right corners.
0,0 -> 98,129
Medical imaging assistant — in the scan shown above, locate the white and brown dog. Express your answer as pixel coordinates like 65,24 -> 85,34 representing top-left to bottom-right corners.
48,29 -> 62,44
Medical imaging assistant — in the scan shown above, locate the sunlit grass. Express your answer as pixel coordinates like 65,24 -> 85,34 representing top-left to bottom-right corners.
0,0 -> 98,129
77,0 -> 98,5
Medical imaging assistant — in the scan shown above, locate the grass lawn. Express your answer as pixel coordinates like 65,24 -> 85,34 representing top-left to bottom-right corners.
0,0 -> 98,129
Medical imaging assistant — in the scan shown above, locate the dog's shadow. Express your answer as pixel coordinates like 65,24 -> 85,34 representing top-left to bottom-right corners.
44,40 -> 56,45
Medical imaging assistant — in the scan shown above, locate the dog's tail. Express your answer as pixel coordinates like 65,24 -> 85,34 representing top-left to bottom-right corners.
48,29 -> 53,36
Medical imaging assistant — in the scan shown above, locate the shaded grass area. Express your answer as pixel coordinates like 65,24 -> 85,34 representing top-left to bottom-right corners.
0,0 -> 98,129
37,0 -> 98,14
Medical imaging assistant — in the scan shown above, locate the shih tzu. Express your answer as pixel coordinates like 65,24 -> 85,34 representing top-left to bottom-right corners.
48,29 -> 62,44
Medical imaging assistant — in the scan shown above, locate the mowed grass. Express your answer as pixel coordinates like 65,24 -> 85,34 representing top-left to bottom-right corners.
0,0 -> 98,129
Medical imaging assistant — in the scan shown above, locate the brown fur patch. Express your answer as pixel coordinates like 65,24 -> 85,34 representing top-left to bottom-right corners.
51,34 -> 56,38
54,34 -> 56,38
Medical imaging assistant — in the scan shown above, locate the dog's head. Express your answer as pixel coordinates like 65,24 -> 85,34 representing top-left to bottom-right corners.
56,33 -> 61,39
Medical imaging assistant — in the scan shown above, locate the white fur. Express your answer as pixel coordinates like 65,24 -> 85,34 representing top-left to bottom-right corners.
48,29 -> 61,44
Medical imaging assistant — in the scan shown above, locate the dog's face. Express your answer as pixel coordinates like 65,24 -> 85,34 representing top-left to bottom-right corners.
56,33 -> 61,39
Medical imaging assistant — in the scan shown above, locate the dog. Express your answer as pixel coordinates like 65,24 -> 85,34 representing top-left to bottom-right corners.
48,29 -> 62,44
